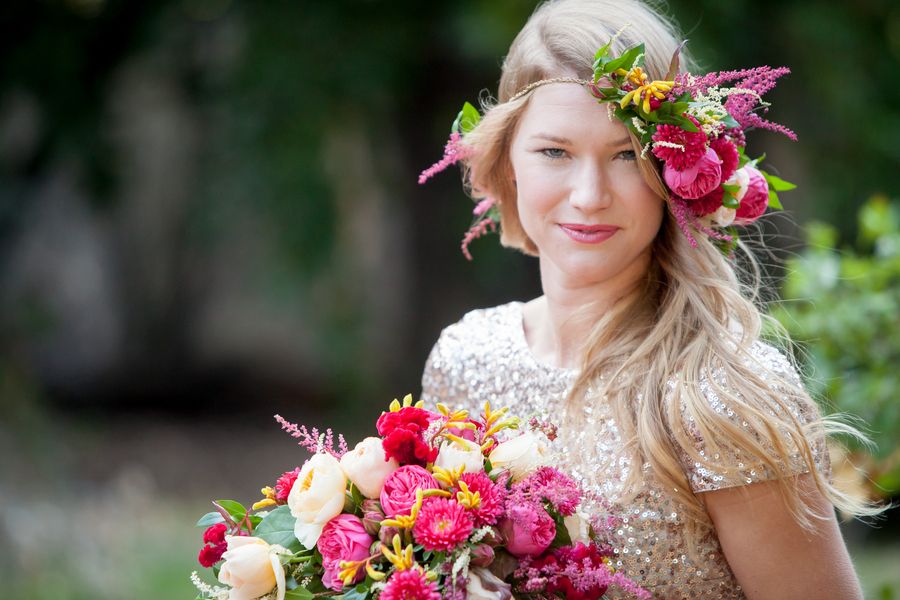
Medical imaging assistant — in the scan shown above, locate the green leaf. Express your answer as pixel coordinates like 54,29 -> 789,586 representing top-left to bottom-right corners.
197,511 -> 226,527
338,585 -> 370,600
284,588 -> 315,600
720,113 -> 740,129
767,190 -> 783,210
255,505 -> 303,553
764,173 -> 797,192
451,101 -> 480,135
549,511 -> 572,548
722,195 -> 740,209
215,499 -> 247,519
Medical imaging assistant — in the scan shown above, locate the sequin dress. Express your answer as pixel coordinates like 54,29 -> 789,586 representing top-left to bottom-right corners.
420,301 -> 829,600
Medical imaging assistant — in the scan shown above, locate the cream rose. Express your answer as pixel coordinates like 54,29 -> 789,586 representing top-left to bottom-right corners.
339,437 -> 399,499
725,166 -> 751,203
710,205 -> 737,227
488,432 -> 551,482
217,536 -> 286,600
465,567 -> 513,600
288,453 -> 348,549
434,437 -> 484,475
563,509 -> 592,545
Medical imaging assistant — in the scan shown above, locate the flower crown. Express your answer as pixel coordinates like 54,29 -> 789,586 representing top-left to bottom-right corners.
419,34 -> 797,259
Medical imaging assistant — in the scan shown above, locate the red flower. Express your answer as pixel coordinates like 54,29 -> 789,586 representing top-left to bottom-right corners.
689,185 -> 725,217
545,543 -> 614,600
651,116 -> 707,170
380,569 -> 441,600
198,542 -> 226,567
710,136 -> 739,183
412,497 -> 474,552
454,472 -> 506,527
376,406 -> 439,466
202,523 -> 228,545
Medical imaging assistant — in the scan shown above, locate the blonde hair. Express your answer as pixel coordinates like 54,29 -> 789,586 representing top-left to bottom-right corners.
460,0 -> 878,545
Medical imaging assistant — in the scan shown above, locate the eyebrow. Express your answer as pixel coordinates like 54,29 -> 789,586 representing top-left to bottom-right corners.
530,133 -> 632,147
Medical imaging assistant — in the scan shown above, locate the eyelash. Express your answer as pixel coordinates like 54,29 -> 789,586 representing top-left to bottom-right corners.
537,148 -> 637,161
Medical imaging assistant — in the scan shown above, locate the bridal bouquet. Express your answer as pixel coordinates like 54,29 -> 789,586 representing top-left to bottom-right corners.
191,395 -> 650,599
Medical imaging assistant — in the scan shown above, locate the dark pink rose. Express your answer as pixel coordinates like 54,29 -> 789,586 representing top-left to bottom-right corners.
663,147 -> 723,199
380,465 -> 439,518
734,166 -> 769,224
316,514 -> 374,591
499,504 -> 556,557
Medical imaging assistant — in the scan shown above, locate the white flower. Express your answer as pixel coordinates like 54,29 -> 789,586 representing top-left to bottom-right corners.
435,437 -> 484,475
466,567 -> 512,600
488,432 -> 551,482
339,437 -> 399,499
217,536 -> 285,600
726,166 -> 751,203
564,509 -> 592,544
711,205 -> 737,227
287,453 -> 347,549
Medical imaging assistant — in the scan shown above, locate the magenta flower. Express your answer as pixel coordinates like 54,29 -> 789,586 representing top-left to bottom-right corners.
734,166 -> 769,224
651,117 -> 707,170
381,569 -> 441,600
499,504 -> 556,557
380,465 -> 440,518
664,147 -> 723,199
454,472 -> 507,527
710,136 -> 739,183
412,497 -> 474,552
316,514 -> 373,591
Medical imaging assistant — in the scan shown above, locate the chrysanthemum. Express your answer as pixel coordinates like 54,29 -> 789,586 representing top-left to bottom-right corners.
454,472 -> 507,527
380,568 -> 441,600
412,497 -> 474,552
651,116 -> 707,170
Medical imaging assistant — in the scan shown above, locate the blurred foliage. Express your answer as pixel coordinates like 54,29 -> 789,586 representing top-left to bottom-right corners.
773,196 -> 900,494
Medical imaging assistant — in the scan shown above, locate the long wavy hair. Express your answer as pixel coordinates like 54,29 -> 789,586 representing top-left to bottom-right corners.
460,0 -> 877,544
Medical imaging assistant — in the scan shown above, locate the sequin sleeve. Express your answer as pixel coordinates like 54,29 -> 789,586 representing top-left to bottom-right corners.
420,321 -> 477,414
679,341 -> 831,493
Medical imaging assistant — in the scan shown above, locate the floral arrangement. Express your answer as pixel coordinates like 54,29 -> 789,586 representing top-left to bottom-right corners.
191,395 -> 650,599
418,34 -> 797,257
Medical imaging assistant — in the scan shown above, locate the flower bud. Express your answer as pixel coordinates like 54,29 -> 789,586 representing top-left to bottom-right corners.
379,525 -> 400,547
361,499 -> 384,537
470,544 -> 495,567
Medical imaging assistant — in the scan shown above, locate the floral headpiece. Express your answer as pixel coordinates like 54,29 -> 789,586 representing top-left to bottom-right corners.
419,34 -> 797,259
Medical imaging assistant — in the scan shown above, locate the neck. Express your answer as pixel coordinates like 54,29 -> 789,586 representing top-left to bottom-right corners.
524,252 -> 651,370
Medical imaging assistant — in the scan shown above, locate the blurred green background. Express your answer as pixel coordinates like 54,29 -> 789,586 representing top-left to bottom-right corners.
0,0 -> 898,598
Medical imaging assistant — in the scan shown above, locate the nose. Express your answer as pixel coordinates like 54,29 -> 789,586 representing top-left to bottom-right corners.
567,160 -> 613,212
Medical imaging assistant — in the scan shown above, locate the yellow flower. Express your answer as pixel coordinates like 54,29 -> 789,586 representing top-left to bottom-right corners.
617,67 -> 673,113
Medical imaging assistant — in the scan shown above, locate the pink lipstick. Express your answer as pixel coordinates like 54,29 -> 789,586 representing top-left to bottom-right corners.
558,223 -> 619,244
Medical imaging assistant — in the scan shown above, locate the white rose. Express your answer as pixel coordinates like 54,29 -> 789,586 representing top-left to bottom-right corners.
434,437 -> 484,475
466,567 -> 512,600
563,509 -> 592,544
218,536 -> 285,600
287,453 -> 347,549
488,432 -> 551,482
339,437 -> 399,499
725,166 -> 751,203
711,205 -> 736,227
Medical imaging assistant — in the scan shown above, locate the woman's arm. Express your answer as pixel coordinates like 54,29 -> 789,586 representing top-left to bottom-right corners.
701,473 -> 862,600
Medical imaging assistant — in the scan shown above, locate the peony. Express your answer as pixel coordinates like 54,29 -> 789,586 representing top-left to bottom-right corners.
217,536 -> 285,600
454,472 -> 506,527
499,504 -> 556,557
316,514 -> 374,591
380,465 -> 440,517
734,166 -> 769,224
376,406 -> 440,466
488,432 -> 551,482
380,568 -> 441,600
663,147 -> 723,200
287,453 -> 348,549
340,436 -> 399,499
466,567 -> 513,600
651,117 -> 707,170
412,497 -> 474,552
563,510 -> 592,545
434,437 -> 484,475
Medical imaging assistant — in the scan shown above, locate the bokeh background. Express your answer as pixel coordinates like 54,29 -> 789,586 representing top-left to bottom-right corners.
1,0 -> 898,598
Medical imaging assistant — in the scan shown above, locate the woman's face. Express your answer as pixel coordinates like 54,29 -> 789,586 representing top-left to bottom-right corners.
509,83 -> 664,288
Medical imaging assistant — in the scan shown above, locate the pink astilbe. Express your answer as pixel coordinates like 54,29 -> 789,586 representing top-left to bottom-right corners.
509,466 -> 582,517
669,195 -> 734,249
273,415 -> 348,459
461,218 -> 498,261
418,132 -> 474,184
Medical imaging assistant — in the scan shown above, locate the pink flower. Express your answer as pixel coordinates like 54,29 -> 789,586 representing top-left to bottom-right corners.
454,472 -> 507,527
412,497 -> 474,552
522,467 -> 581,517
380,465 -> 440,518
499,504 -> 556,557
735,166 -> 769,224
710,136 -> 739,183
274,467 -> 301,503
316,514 -> 374,591
663,147 -> 723,200
381,569 -> 441,600
651,117 -> 707,170
377,406 -> 440,466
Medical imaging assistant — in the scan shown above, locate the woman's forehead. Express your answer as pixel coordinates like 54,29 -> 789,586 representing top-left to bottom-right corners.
517,83 -> 628,141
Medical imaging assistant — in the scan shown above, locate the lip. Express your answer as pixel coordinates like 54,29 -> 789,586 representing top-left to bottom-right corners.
558,223 -> 619,244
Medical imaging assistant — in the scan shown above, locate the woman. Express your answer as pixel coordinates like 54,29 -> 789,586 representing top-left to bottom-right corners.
419,0 -> 875,598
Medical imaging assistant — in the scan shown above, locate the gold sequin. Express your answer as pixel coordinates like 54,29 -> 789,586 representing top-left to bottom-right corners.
421,302 -> 828,599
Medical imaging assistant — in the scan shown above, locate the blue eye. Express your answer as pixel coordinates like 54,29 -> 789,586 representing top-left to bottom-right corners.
618,149 -> 637,161
539,148 -> 567,159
